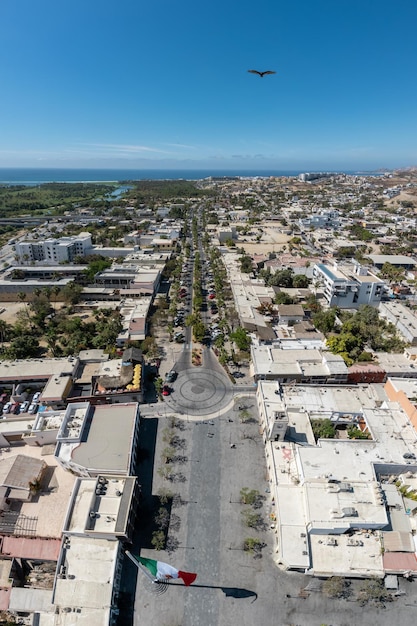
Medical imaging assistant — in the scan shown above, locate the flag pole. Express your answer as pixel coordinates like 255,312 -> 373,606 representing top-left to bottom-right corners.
125,551 -> 158,583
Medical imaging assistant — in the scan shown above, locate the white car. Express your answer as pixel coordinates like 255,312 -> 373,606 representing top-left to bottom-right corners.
28,403 -> 38,414
2,402 -> 12,414
20,401 -> 30,413
32,392 -> 41,402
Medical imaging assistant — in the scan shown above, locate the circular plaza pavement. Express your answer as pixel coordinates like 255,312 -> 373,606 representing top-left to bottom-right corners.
163,368 -> 234,418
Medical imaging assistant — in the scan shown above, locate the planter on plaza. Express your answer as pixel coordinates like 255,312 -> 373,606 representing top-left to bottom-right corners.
192,349 -> 202,366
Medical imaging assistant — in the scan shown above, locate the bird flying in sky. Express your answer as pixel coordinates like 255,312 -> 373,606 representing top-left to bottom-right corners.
247,70 -> 276,77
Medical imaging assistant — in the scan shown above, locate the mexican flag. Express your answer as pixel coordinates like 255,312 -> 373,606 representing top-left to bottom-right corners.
133,555 -> 197,586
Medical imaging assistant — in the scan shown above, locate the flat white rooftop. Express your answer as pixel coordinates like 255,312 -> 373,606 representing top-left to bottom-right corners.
266,383 -> 417,576
252,346 -> 347,378
65,475 -> 135,536
48,536 -> 118,625
310,532 -> 384,578
57,403 -> 138,474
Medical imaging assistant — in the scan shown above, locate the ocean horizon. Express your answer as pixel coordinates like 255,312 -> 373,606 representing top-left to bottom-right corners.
0,167 -> 384,185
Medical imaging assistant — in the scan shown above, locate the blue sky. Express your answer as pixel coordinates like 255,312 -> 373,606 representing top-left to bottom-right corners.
0,0 -> 416,170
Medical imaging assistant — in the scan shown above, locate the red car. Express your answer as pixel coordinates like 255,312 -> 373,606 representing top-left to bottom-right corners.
162,385 -> 171,396
208,293 -> 216,300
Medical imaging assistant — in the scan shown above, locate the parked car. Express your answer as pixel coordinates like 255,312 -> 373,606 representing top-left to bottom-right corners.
2,402 -> 12,414
11,403 -> 20,414
162,385 -> 171,396
165,370 -> 177,383
32,391 -> 41,402
28,403 -> 38,415
20,401 -> 30,413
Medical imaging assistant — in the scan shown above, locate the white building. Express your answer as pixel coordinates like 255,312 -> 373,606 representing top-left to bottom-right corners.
299,209 -> 340,230
15,232 -> 93,265
379,300 -> 417,345
251,344 -> 347,383
258,381 -> 417,578
313,261 -> 386,308
55,402 -> 140,477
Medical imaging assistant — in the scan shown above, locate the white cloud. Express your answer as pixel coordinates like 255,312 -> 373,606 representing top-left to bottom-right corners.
163,142 -> 197,150
78,143 -> 173,154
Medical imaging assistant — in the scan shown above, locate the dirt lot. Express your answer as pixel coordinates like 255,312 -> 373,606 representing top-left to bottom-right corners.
236,228 -> 291,255
0,302 -> 26,324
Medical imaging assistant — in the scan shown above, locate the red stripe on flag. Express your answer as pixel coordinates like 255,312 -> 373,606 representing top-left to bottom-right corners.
178,570 -> 197,586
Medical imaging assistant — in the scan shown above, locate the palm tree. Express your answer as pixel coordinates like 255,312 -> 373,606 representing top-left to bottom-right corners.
51,285 -> 60,315
0,319 -> 10,344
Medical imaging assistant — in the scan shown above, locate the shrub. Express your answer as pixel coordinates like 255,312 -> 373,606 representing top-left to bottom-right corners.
243,538 -> 264,554
357,577 -> 392,606
240,488 -> 259,505
151,530 -> 165,551
322,576 -> 350,599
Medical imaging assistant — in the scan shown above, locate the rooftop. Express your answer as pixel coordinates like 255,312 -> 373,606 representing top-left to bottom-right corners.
56,403 -> 139,475
64,475 -> 137,537
49,535 -> 119,624
0,445 -> 75,539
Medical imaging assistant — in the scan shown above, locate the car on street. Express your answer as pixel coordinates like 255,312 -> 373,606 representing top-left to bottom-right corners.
165,370 -> 177,383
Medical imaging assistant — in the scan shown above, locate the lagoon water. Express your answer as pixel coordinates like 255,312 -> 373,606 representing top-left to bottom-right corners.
0,167 -> 380,185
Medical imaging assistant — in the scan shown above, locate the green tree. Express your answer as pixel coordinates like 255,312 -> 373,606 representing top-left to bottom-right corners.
326,333 -> 363,362
241,509 -> 264,529
154,376 -> 164,398
357,577 -> 392,607
313,308 -> 337,334
240,255 -> 253,273
61,282 -> 83,305
349,224 -> 374,241
292,274 -> 309,288
266,269 -> 294,287
230,327 -> 251,351
5,334 -> 39,359
322,576 -> 350,599
240,488 -> 260,505
151,530 -> 166,551
274,292 -> 295,305
0,319 -> 12,344
243,538 -> 264,554
311,419 -> 336,440
380,262 -> 405,283
193,320 -> 206,343
83,256 -> 112,281
155,507 -> 170,530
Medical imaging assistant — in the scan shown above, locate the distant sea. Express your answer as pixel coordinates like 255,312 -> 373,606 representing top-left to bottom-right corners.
0,167 -> 383,185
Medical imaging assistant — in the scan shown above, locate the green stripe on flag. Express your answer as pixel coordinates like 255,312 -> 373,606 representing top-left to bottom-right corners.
137,556 -> 158,577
